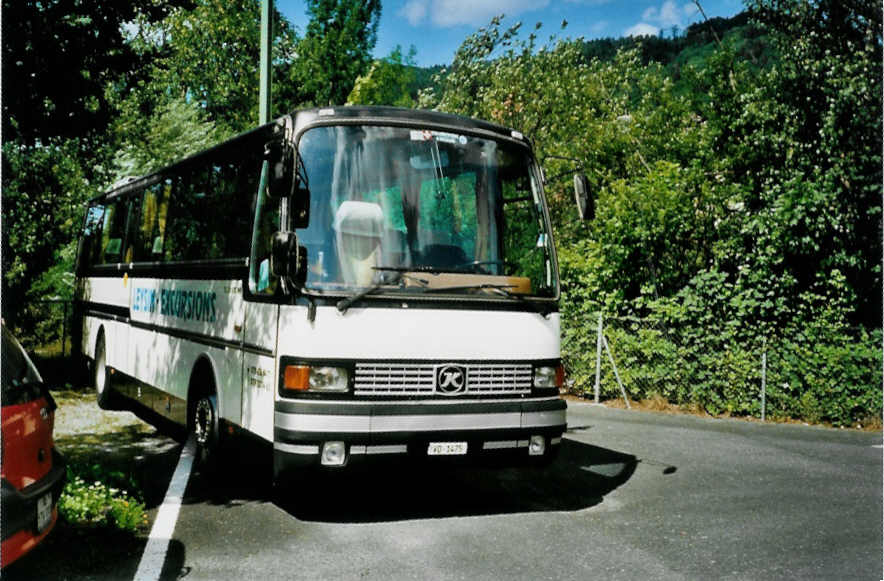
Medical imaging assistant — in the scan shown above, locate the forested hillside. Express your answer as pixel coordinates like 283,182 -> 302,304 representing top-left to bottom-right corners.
3,0 -> 881,425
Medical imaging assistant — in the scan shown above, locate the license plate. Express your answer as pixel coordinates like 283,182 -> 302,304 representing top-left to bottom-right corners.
427,442 -> 468,456
36,493 -> 52,532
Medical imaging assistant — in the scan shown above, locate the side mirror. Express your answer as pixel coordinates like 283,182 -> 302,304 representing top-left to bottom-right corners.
265,139 -> 310,228
265,140 -> 293,201
574,173 -> 595,221
75,236 -> 89,275
271,231 -> 307,286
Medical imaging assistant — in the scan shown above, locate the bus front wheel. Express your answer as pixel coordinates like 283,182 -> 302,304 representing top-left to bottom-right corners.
192,393 -> 221,472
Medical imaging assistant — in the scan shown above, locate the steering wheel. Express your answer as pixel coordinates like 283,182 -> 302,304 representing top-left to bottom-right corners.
455,260 -> 517,275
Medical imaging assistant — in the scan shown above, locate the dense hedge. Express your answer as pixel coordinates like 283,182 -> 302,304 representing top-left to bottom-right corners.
561,261 -> 882,426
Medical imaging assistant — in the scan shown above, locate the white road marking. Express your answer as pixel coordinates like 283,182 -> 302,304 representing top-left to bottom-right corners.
133,436 -> 196,581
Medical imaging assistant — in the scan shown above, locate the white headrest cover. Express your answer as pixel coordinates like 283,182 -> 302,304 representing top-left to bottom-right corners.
333,201 -> 383,237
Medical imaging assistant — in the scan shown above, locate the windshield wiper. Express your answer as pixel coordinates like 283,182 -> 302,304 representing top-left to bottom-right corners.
336,269 -> 429,313
419,283 -> 517,294
371,265 -> 459,274
420,283 -> 547,314
336,271 -> 549,315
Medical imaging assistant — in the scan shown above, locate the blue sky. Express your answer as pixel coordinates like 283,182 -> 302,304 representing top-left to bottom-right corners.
277,0 -> 746,67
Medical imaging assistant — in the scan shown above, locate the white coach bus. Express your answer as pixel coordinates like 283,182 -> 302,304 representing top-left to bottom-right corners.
74,106 -> 594,481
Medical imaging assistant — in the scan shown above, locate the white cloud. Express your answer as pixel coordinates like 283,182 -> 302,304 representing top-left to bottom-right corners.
627,1 -> 699,38
642,0 -> 681,28
400,0 -> 429,26
398,0 -> 550,28
625,22 -> 659,37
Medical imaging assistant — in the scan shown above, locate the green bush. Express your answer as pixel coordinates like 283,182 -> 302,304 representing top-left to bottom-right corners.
58,464 -> 147,533
765,328 -> 883,426
563,281 -> 882,426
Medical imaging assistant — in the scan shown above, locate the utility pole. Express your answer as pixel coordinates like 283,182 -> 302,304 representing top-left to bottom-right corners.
259,0 -> 272,124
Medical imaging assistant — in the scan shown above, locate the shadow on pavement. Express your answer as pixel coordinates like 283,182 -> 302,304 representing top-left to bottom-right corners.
159,540 -> 187,581
2,522 -> 147,581
184,438 -> 639,524
55,425 -> 183,508
184,437 -> 276,507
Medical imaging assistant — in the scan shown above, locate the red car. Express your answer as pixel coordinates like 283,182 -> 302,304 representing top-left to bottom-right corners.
1,324 -> 66,569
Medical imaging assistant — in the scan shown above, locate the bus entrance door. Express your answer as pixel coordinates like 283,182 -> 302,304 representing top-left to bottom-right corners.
241,301 -> 279,442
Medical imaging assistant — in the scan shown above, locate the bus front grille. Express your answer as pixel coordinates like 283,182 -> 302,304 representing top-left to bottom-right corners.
353,363 -> 533,396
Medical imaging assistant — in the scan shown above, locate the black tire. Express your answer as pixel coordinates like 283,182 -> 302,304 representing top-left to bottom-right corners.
192,392 -> 222,473
94,334 -> 120,410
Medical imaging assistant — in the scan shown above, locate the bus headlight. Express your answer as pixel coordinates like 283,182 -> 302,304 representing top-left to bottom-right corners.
309,366 -> 349,392
283,365 -> 349,393
534,365 -> 564,389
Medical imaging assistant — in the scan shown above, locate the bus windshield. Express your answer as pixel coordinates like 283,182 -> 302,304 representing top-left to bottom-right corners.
296,125 -> 557,299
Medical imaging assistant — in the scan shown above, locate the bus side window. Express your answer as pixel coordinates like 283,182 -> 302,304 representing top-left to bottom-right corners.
501,162 -> 545,289
99,199 -> 128,264
211,150 -> 261,258
131,180 -> 171,262
165,170 -> 203,262
164,149 -> 260,263
81,204 -> 106,268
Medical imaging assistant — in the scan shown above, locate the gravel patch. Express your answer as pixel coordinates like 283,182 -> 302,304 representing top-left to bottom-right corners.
53,389 -> 153,437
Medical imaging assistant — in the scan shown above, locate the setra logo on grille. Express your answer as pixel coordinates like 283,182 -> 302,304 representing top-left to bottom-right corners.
436,365 -> 467,395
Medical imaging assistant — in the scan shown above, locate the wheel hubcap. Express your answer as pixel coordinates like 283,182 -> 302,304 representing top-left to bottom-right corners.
95,350 -> 105,395
194,398 -> 213,446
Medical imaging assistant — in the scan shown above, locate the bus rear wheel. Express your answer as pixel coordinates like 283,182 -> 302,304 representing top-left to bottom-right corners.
94,334 -> 120,410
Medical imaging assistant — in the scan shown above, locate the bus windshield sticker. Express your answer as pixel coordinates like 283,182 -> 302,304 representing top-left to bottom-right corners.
409,130 -> 462,144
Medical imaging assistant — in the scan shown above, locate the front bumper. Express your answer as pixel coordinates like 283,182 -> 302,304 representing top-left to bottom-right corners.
273,397 -> 566,479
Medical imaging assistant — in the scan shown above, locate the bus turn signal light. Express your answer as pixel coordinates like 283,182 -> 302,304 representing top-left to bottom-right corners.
283,365 -> 311,391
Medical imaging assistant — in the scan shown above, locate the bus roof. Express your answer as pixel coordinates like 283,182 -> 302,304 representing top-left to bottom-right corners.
93,106 -> 531,203
291,106 -> 529,144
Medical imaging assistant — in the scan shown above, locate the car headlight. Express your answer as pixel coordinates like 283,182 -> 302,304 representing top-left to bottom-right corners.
283,365 -> 349,393
534,365 -> 564,389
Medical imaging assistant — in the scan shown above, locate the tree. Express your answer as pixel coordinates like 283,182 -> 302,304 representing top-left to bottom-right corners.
705,0 -> 884,327
1,0 -> 186,326
113,99 -> 228,179
117,0 -> 299,137
423,9 -> 881,422
347,45 -> 417,107
422,20 -> 729,305
1,0 -> 185,145
289,0 -> 382,106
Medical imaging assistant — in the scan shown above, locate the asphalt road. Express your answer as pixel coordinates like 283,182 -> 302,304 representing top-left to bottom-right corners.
170,403 -> 883,581
8,402 -> 884,580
